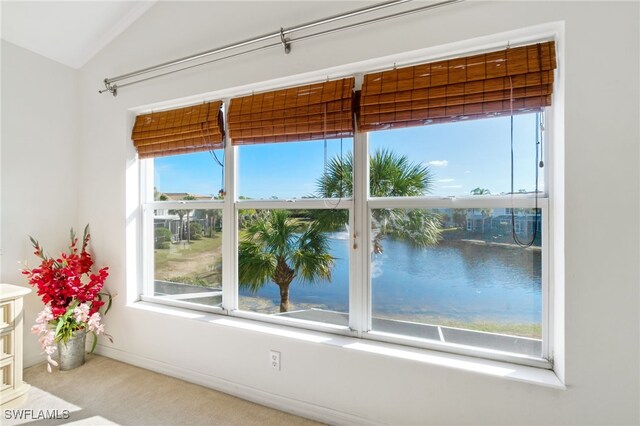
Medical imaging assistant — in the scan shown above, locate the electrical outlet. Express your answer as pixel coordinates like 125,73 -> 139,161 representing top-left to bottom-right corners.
270,350 -> 281,371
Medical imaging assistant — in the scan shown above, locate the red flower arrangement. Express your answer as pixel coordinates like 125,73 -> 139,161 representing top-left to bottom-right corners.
23,225 -> 112,371
23,226 -> 109,319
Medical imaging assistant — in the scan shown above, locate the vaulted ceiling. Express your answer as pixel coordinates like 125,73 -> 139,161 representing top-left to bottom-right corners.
1,1 -> 155,69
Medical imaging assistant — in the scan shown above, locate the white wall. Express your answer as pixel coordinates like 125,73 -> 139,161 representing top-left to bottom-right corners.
6,1 -> 639,424
0,40 -> 80,363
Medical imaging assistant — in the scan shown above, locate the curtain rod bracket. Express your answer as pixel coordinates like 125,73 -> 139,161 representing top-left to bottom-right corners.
98,79 -> 118,96
280,27 -> 291,54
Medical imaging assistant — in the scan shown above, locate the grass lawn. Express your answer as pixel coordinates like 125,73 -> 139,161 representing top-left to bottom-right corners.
155,235 -> 223,286
435,319 -> 541,339
378,312 -> 541,338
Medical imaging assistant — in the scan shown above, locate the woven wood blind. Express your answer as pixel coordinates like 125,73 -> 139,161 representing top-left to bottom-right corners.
132,101 -> 224,159
227,78 -> 354,145
359,41 -> 557,131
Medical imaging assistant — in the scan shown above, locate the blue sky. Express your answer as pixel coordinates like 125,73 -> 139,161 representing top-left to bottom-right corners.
154,113 -> 543,199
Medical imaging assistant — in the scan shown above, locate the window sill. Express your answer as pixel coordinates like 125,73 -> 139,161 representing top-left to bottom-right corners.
128,301 -> 565,390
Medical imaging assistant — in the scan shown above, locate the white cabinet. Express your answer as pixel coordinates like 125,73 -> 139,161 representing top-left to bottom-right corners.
0,284 -> 31,407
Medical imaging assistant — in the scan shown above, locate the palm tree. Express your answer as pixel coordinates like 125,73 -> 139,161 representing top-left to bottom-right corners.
314,149 -> 441,251
452,208 -> 467,228
169,209 -> 186,240
470,188 -> 493,231
470,187 -> 491,195
238,210 -> 334,313
208,209 -> 221,236
195,193 -> 224,237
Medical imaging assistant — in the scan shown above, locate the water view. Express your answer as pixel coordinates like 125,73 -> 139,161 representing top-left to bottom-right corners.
153,198 -> 543,344
151,113 -> 546,357
239,231 -> 541,336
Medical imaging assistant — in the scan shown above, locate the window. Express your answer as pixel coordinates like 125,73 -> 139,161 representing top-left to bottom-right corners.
366,112 -> 547,359
141,151 -> 225,312
235,136 -> 353,328
237,208 -> 351,326
226,78 -> 356,329
152,208 -> 223,307
237,138 -> 352,200
136,39 -> 556,367
367,114 -> 544,197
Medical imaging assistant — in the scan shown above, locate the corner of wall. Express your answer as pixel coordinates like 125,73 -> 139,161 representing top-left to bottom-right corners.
0,41 -> 83,362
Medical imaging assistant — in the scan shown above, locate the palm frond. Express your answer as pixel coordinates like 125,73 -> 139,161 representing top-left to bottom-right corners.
376,209 -> 442,247
316,152 -> 354,198
305,209 -> 349,232
238,240 -> 276,292
293,224 -> 334,283
369,148 -> 433,197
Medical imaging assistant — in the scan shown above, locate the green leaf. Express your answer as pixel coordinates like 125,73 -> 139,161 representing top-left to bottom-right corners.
65,300 -> 79,315
105,294 -> 113,314
90,331 -> 98,353
54,317 -> 65,338
82,224 -> 90,251
97,292 -> 113,315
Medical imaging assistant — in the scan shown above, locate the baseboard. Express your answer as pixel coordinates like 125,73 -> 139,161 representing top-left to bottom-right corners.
24,354 -> 45,368
95,345 -> 379,426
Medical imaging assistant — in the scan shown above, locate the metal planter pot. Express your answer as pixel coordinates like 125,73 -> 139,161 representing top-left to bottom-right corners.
58,329 -> 86,371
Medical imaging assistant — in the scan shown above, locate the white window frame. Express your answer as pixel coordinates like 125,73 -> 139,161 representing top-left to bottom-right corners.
360,124 -> 551,369
139,115 -> 552,369
227,134 -> 359,337
139,159 -> 226,315
135,26 -> 561,370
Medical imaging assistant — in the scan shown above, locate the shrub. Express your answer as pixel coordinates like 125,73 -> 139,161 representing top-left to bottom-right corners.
189,222 -> 203,240
155,227 -> 173,249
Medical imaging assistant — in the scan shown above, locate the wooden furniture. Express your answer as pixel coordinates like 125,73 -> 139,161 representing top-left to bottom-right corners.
0,284 -> 31,407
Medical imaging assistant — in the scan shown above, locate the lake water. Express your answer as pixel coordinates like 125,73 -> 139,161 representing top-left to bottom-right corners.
239,233 -> 542,325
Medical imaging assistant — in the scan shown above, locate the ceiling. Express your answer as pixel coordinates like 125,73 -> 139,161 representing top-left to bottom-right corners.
1,1 -> 156,69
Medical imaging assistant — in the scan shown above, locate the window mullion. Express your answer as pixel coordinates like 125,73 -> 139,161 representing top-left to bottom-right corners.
541,206 -> 550,360
367,196 -> 548,210
236,199 -> 354,210
222,121 -> 238,312
350,130 -> 369,334
146,201 -> 224,210
141,160 -> 155,299
142,205 -> 154,298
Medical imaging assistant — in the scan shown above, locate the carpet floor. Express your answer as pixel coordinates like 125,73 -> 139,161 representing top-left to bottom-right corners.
5,355 -> 322,426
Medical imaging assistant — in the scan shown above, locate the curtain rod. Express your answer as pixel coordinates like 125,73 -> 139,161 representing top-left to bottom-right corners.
99,0 -> 463,96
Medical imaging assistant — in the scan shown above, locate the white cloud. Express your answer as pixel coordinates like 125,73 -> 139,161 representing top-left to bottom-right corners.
442,185 -> 463,189
427,160 -> 448,167
464,170 -> 471,174
437,178 -> 455,183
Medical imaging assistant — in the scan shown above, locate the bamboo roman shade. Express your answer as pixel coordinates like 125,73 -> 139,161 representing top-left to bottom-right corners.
227,78 -> 355,145
132,101 -> 224,159
359,41 -> 557,131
